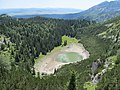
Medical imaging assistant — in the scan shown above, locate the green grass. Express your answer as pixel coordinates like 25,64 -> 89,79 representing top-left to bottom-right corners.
35,46 -> 64,63
35,36 -> 80,63
0,35 -> 15,66
56,52 -> 83,63
0,53 -> 11,64
107,56 -> 117,69
62,36 -> 79,45
84,82 -> 96,90
0,50 -> 14,69
0,48 -> 14,63
107,56 -> 117,63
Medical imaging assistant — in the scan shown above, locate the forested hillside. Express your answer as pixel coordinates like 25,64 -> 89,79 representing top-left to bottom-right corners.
0,14 -> 94,90
95,16 -> 120,90
0,14 -> 120,90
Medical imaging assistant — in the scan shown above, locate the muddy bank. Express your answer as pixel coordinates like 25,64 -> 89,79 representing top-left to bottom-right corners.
34,43 -> 90,74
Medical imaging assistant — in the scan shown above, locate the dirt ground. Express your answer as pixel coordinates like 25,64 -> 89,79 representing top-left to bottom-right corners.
34,43 -> 90,75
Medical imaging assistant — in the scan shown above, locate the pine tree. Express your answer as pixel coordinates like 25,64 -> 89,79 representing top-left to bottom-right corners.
68,72 -> 76,90
1,44 -> 5,50
32,67 -> 35,75
64,40 -> 67,46
11,49 -> 14,55
7,42 -> 10,48
3,37 -> 7,45
15,53 -> 19,62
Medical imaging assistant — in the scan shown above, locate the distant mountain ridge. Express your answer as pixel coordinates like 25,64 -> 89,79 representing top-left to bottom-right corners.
1,0 -> 120,22
0,8 -> 82,16
13,0 -> 120,22
75,0 -> 120,22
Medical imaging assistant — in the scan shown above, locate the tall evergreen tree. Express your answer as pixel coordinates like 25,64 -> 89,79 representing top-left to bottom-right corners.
64,40 -> 67,46
1,44 -> 5,50
68,72 -> 76,90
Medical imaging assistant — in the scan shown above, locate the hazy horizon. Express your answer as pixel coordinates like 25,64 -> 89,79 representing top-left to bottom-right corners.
0,0 -> 114,10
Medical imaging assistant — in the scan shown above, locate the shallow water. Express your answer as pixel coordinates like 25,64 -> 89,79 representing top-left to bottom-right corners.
56,52 -> 83,63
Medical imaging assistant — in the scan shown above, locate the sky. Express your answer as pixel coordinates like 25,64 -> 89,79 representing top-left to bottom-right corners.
0,0 -> 114,10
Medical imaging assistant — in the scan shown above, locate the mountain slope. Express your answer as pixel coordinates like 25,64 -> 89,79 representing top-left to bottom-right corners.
76,0 -> 120,22
95,16 -> 120,90
0,14 -> 120,90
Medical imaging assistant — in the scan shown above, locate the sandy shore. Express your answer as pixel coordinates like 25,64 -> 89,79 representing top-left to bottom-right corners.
34,43 -> 90,75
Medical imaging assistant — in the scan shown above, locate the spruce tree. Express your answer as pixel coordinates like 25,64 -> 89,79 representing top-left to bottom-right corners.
68,72 -> 76,90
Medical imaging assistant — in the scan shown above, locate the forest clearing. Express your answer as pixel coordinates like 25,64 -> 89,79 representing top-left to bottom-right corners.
34,36 -> 90,74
